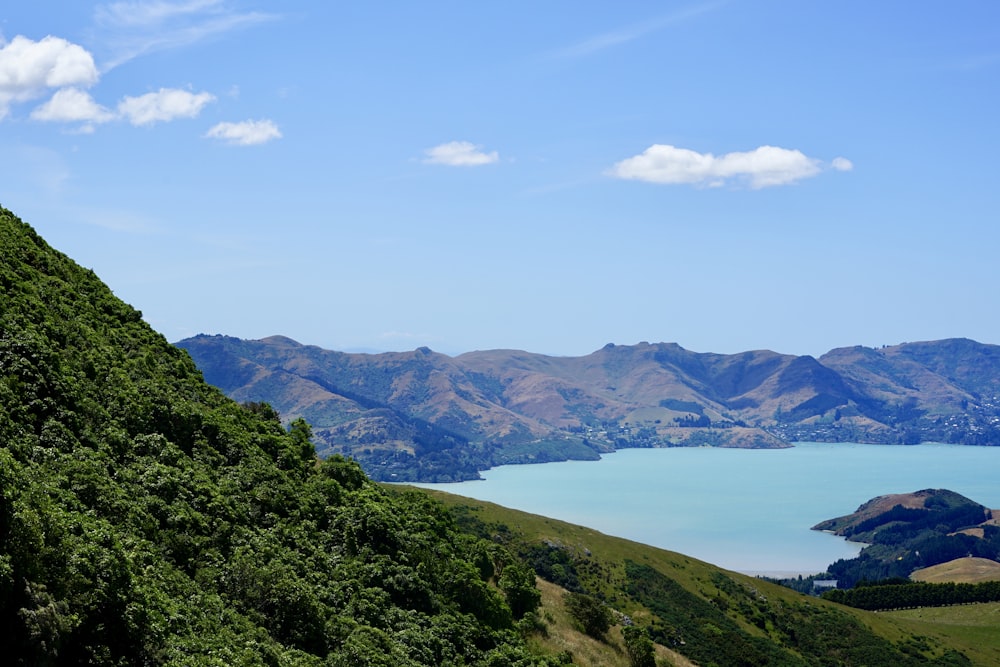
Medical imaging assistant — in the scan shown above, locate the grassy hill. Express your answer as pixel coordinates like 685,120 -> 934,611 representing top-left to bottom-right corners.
911,558 -> 1000,584
414,487 -> 988,666
885,603 -> 1000,666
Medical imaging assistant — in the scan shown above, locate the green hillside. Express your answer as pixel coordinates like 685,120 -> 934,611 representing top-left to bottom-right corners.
416,489 -> 984,666
0,204 -> 990,665
0,206 -> 556,665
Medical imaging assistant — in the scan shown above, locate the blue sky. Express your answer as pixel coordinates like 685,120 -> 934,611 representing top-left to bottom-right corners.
2,2 -> 998,357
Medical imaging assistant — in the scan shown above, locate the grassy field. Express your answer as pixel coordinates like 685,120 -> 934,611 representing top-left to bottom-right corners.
886,602 -> 1000,666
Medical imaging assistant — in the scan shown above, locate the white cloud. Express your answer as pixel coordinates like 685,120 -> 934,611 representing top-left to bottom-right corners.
31,87 -> 115,124
2,9 -> 274,133
831,156 -> 854,172
117,87 -> 215,125
204,119 -> 281,146
423,141 -> 499,166
0,35 -> 99,118
609,144 -> 839,189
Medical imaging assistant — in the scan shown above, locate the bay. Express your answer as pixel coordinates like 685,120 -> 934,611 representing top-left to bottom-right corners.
413,442 -> 1000,576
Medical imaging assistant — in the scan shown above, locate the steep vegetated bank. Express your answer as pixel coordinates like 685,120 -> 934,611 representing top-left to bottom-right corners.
177,332 -> 1000,482
0,207 -> 558,665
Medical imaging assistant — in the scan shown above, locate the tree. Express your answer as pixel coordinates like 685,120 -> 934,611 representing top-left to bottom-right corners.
498,562 -> 541,619
285,417 -> 317,476
564,592 -> 612,640
622,626 -> 656,667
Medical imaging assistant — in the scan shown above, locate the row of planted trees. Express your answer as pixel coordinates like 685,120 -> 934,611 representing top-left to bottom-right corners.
823,579 -> 1000,611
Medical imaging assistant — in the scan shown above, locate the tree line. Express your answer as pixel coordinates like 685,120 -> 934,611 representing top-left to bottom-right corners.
823,579 -> 1000,611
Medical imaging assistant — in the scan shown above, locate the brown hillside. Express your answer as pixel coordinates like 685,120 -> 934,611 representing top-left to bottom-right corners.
814,489 -> 952,535
910,557 -> 1000,584
177,334 -> 1000,481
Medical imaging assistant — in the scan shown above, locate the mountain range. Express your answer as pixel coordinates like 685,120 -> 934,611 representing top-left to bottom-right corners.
176,334 -> 1000,481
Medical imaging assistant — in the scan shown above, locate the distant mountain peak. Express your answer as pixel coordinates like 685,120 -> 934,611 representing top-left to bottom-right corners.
259,334 -> 303,346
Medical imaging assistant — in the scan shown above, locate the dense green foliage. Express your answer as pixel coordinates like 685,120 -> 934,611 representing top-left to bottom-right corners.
823,580 -> 1000,611
0,207 -> 560,665
620,626 -> 655,667
562,592 -> 612,640
521,542 -> 583,592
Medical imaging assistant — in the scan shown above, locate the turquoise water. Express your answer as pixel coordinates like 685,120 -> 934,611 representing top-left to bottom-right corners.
413,443 -> 1000,575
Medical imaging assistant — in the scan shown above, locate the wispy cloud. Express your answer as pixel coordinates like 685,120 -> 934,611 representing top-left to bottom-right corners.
376,331 -> 445,351
609,144 -> 850,189
93,0 -> 278,70
204,119 -> 282,146
379,331 -> 424,342
77,206 -> 162,233
95,0 -> 225,28
423,141 -> 499,166
550,3 -> 721,60
5,145 -> 73,196
942,52 -> 1000,72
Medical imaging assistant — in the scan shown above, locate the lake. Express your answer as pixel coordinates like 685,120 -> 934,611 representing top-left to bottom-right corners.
413,442 -> 1000,576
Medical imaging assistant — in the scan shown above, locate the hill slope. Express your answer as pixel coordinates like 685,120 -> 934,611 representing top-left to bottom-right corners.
176,334 -> 1000,481
0,206 -> 562,665
911,558 -> 1000,584
416,488 -> 984,666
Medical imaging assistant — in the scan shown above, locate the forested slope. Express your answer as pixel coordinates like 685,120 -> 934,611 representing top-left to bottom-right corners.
0,206 -> 553,665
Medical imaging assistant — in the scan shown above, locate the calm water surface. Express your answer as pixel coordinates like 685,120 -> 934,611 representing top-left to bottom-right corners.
414,443 -> 1000,575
